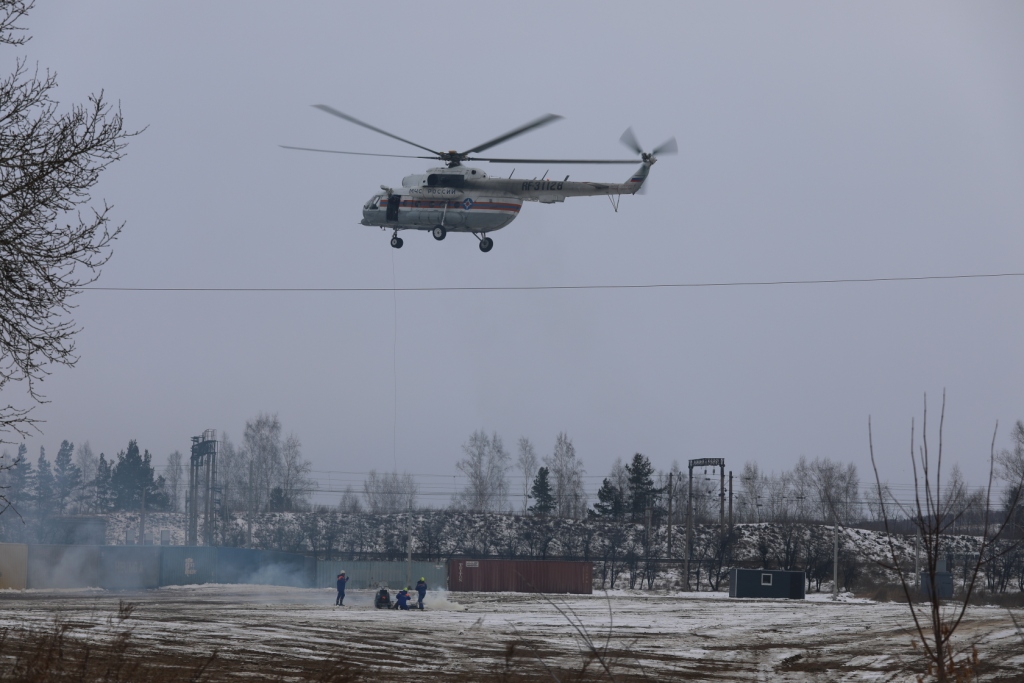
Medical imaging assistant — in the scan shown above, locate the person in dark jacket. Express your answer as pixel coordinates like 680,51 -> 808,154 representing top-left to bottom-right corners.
374,587 -> 392,609
415,577 -> 427,610
394,588 -> 411,610
336,572 -> 348,606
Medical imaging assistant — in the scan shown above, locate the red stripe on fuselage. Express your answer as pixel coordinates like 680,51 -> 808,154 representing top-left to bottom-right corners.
398,200 -> 521,212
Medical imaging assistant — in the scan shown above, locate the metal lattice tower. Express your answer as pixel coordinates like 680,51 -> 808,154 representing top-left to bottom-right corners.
186,429 -> 219,546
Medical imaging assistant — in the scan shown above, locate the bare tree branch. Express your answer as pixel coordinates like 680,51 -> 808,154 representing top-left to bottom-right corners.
0,5 -> 140,443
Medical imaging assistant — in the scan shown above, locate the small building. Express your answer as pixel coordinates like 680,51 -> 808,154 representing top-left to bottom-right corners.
920,572 -> 954,600
729,568 -> 805,599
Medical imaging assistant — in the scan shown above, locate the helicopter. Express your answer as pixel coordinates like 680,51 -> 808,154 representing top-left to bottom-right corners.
282,106 -> 676,253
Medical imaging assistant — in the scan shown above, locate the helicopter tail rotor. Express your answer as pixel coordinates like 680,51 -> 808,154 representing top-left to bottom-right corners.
619,127 -> 677,164
619,128 -> 677,194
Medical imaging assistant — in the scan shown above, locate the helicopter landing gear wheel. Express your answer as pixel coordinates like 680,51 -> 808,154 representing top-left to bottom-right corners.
479,237 -> 493,253
432,225 -> 446,241
390,235 -> 403,249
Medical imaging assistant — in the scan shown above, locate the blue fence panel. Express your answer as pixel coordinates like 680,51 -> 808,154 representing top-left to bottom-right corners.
254,550 -> 314,587
316,560 -> 447,591
27,545 -> 101,589
98,546 -> 161,589
215,547 -> 262,584
160,546 -> 218,586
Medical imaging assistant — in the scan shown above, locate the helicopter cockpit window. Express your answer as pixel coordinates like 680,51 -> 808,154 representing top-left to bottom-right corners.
363,195 -> 382,210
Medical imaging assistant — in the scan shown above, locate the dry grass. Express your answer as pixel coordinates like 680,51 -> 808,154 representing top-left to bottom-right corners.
0,598 -> 645,683
0,601 -> 369,683
860,581 -> 1024,609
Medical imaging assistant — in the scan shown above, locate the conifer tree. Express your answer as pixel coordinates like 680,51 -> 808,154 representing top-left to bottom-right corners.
111,440 -> 167,511
528,466 -> 555,516
625,453 -> 657,521
1,443 -> 32,515
94,453 -> 113,512
591,478 -> 626,519
53,439 -> 81,515
34,446 -> 54,516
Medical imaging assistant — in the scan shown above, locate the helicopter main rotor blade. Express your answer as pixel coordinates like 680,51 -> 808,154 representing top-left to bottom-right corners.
461,114 -> 563,156
619,127 -> 644,156
312,105 -> 442,157
651,137 -> 678,156
471,157 -> 638,165
280,145 -> 436,160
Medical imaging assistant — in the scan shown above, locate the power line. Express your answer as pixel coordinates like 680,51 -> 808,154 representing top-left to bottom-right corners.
79,271 -> 1024,293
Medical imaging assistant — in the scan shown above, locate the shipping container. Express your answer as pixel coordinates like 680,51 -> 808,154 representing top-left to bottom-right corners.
728,568 -> 805,599
27,544 -> 101,589
215,547 -> 262,584
448,559 -> 592,594
0,542 -> 28,590
317,560 -> 448,591
160,546 -> 218,586
98,546 -> 161,589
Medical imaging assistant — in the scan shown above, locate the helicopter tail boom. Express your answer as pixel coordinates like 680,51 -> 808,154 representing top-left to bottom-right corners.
624,162 -> 651,194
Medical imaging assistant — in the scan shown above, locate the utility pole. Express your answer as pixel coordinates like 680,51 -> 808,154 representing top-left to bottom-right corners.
140,487 -> 146,546
719,465 -> 725,532
685,463 -> 693,591
644,506 -> 653,590
247,460 -> 254,549
406,502 -> 413,589
728,471 -> 733,530
832,509 -> 839,600
667,472 -> 673,558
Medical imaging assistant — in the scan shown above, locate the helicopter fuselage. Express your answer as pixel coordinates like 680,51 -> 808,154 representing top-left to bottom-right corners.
360,162 -> 650,234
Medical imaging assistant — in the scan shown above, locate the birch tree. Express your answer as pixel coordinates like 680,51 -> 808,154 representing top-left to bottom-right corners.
545,432 -> 586,519
454,430 -> 510,512
363,469 -> 417,513
516,436 -> 538,512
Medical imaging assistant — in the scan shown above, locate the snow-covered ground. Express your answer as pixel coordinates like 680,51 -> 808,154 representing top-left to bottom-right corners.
1,585 -> 1021,681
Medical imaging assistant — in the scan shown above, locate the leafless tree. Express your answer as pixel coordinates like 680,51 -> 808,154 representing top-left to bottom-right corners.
737,461 -> 766,522
863,480 -> 894,523
363,469 -> 417,513
454,430 -> 510,512
546,432 -> 586,519
338,485 -> 362,514
242,413 -> 282,512
808,457 -> 860,525
869,394 -> 1024,682
279,434 -> 313,510
516,436 -> 538,513
997,420 -> 1024,485
0,1 -> 138,441
163,451 -> 183,513
764,470 -> 793,524
791,456 -> 815,521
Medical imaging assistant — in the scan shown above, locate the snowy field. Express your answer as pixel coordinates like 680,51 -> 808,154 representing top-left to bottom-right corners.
1,585 -> 1022,681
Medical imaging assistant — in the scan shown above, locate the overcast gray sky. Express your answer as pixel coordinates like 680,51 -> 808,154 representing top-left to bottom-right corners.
9,1 -> 1024,505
